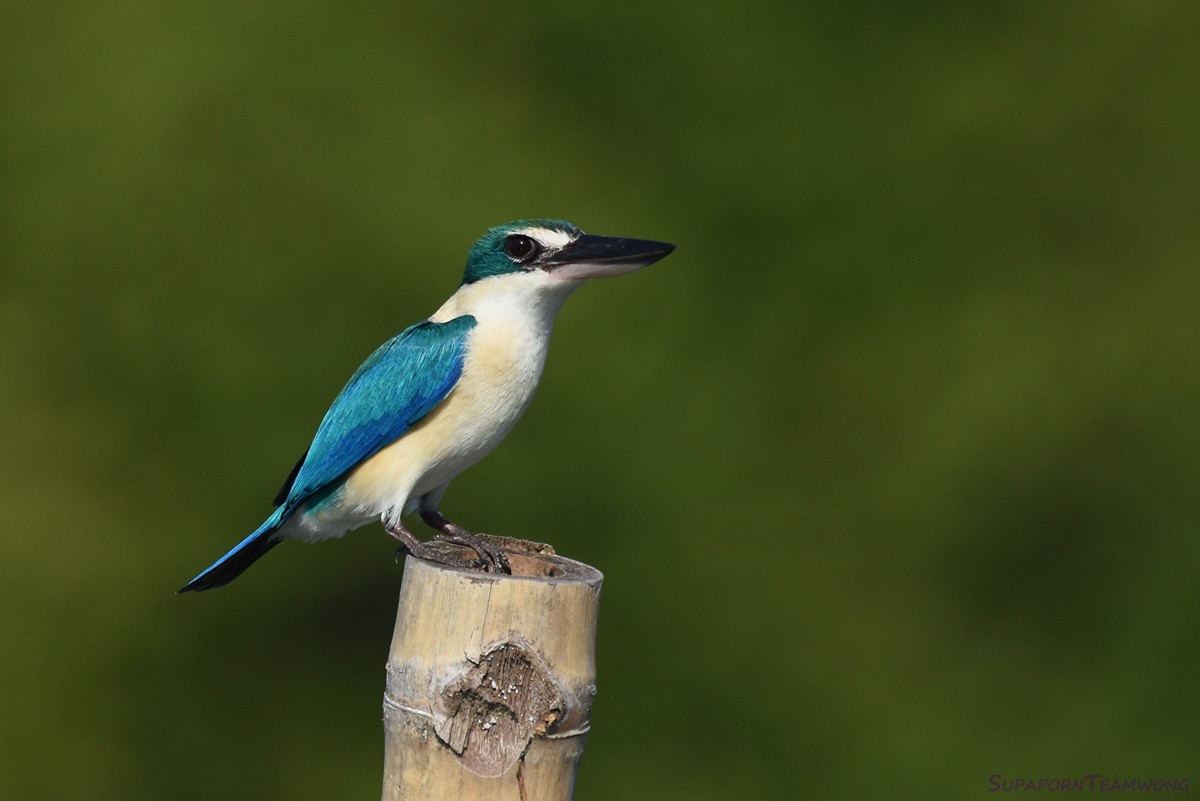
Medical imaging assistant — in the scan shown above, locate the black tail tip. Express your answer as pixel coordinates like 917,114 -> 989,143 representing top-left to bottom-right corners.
177,535 -> 282,595
177,577 -> 210,594
176,570 -> 237,594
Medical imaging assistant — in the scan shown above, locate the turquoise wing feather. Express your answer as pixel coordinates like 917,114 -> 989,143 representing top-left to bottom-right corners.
278,315 -> 477,509
179,314 -> 477,593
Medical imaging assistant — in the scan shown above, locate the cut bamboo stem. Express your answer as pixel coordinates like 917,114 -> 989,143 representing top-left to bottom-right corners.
381,539 -> 603,801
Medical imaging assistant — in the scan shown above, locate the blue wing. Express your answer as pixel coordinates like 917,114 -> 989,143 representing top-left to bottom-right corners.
177,315 -> 476,593
279,314 -> 477,510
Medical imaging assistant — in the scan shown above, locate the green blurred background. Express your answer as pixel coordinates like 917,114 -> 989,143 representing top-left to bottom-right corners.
3,1 -> 1198,798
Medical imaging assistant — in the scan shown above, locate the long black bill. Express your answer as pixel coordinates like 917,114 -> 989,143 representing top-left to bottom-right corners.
543,233 -> 676,279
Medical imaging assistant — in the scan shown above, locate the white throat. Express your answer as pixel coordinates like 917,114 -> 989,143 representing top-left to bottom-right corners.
430,270 -> 581,330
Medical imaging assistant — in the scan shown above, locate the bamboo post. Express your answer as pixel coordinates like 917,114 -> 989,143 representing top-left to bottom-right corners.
381,538 -> 603,801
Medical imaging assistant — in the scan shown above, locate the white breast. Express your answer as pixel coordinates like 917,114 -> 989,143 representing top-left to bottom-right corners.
324,271 -> 580,531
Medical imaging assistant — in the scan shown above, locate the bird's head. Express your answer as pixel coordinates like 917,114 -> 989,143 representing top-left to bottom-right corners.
462,219 -> 675,286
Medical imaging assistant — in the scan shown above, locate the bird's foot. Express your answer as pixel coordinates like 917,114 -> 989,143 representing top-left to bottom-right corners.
419,509 -> 512,574
385,515 -> 510,574
393,542 -> 488,572
476,534 -> 555,556
427,530 -> 511,574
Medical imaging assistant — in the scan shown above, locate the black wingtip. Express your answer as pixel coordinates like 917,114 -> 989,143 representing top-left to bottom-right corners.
273,448 -> 309,507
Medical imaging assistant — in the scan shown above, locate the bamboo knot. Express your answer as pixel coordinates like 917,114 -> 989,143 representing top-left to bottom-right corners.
433,639 -> 566,777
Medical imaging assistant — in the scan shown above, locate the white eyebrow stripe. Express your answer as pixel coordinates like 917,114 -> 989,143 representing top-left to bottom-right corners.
520,227 -> 574,250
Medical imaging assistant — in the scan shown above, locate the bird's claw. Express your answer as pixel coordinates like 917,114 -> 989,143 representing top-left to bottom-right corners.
394,536 -> 511,574
429,531 -> 511,574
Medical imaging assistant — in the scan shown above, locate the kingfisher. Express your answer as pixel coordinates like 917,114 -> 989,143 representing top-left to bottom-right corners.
179,219 -> 674,592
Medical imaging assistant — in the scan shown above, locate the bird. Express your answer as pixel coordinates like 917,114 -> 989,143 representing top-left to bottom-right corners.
179,219 -> 675,592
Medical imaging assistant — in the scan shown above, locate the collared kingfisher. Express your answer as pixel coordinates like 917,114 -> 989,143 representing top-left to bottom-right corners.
179,219 -> 674,592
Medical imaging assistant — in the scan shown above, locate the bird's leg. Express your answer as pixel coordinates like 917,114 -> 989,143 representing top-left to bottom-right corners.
382,514 -> 481,570
382,516 -> 424,558
419,508 -> 511,574
383,512 -> 509,573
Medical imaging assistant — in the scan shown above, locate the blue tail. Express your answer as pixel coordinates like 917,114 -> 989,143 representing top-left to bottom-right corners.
178,508 -> 287,593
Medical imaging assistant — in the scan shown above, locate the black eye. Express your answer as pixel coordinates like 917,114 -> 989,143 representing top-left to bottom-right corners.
504,234 -> 540,263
